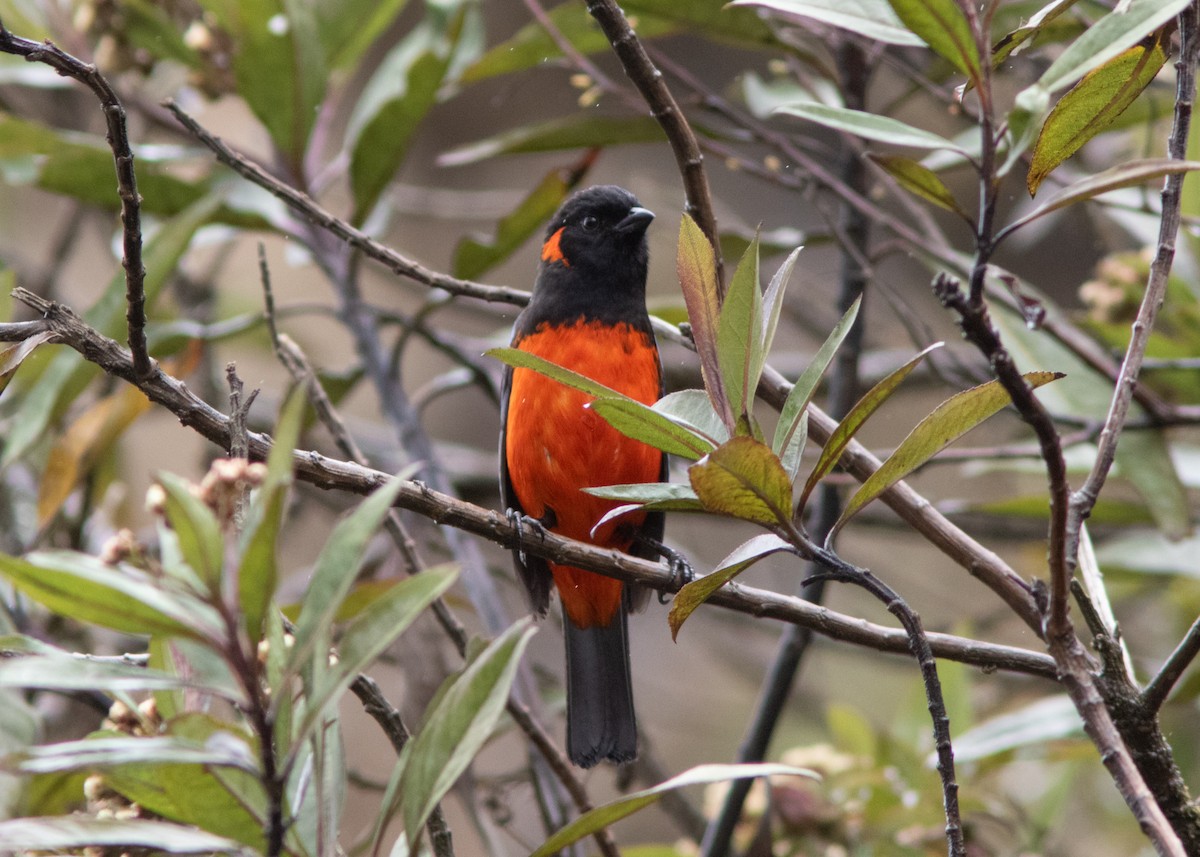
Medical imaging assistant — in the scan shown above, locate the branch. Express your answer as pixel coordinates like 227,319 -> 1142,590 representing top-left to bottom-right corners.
584,0 -> 724,292
0,24 -> 150,377
0,287 -> 1058,681
1143,616 -> 1200,714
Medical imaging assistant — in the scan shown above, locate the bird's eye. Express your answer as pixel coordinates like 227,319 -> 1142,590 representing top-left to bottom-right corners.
580,215 -> 599,231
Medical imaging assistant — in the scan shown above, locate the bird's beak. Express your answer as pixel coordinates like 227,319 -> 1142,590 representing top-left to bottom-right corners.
615,207 -> 655,234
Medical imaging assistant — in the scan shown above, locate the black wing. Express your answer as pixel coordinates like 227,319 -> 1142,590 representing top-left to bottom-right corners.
499,362 -> 553,615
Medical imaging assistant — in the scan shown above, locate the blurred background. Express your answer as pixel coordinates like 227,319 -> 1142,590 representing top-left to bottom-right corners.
2,1 -> 1199,855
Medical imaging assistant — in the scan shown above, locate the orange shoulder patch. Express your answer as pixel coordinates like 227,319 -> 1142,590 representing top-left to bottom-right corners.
541,226 -> 569,266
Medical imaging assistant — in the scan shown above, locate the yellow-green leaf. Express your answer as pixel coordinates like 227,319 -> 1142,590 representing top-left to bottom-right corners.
887,0 -> 981,84
669,534 -> 793,639
677,214 -> 732,430
870,154 -> 968,217
799,342 -> 942,512
689,437 -> 792,527
829,371 -> 1063,542
1027,33 -> 1169,195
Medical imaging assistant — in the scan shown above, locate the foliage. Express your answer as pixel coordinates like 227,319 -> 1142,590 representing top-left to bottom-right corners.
1,0 -> 1199,854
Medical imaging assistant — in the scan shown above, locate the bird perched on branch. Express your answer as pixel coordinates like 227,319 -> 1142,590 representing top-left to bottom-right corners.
500,185 -> 664,767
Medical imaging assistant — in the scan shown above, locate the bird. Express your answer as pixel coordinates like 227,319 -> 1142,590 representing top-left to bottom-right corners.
500,185 -> 665,767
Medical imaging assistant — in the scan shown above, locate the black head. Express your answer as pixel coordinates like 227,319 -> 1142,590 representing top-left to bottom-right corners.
539,185 -> 653,282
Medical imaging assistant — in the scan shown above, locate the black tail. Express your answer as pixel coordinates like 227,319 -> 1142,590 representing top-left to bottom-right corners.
563,607 -> 637,767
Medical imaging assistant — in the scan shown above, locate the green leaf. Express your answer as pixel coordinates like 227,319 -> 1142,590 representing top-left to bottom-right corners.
237,389 -> 306,642
105,762 -> 266,852
0,650 -> 238,700
799,342 -> 941,511
399,618 -> 536,850
454,168 -> 577,279
668,534 -> 794,638
729,0 -> 926,46
717,237 -> 764,430
197,0 -> 327,164
1032,0 -> 1191,96
487,348 -> 713,456
157,472 -> 224,590
677,214 -> 733,430
1001,158 -> 1200,237
869,154 -> 969,216
0,552 -> 223,641
531,764 -> 815,857
829,371 -> 1063,542
772,297 -> 862,467
586,484 -> 705,533
462,2 -> 679,83
0,817 -> 251,854
653,389 -> 730,445
689,436 -> 793,527
0,116 -> 208,216
887,0 -> 981,82
288,476 -> 409,674
5,736 -> 257,775
776,103 -> 962,151
588,399 -> 716,459
291,566 -> 458,749
991,0 -> 1083,66
951,694 -> 1081,761
318,0 -> 411,69
438,115 -> 666,166
346,1 -> 468,222
760,246 -> 802,362
1027,35 -> 1169,195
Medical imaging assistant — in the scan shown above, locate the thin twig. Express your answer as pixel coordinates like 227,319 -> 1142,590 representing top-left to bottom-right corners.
1143,616 -> 1200,713
0,25 -> 151,377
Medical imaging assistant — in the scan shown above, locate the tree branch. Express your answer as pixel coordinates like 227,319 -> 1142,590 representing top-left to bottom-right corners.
0,24 -> 150,377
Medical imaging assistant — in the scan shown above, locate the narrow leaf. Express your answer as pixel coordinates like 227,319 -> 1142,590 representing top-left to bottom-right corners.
729,0 -> 927,46
488,348 -> 713,455
157,472 -> 224,590
669,535 -> 794,638
287,476 -> 408,673
0,817 -> 250,854
588,399 -> 716,459
761,246 -> 803,360
400,618 -> 536,849
1002,158 -> 1200,236
0,552 -> 223,641
887,0 -> 981,83
290,566 -> 458,748
1027,35 -> 1169,195
799,342 -> 942,511
870,154 -> 969,216
5,736 -> 257,775
772,297 -> 862,460
531,764 -> 815,857
717,237 -> 764,429
775,103 -> 962,151
677,214 -> 733,430
1033,0 -> 1191,96
653,389 -> 730,445
689,437 -> 793,526
991,0 -> 1082,67
830,371 -> 1063,542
